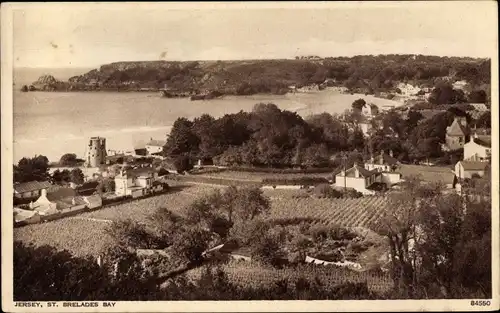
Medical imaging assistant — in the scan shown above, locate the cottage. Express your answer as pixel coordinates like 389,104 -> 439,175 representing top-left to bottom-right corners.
145,139 -> 167,155
464,134 -> 491,161
445,116 -> 469,150
114,165 -> 162,197
455,161 -> 489,180
13,181 -> 52,199
364,151 -> 402,187
334,163 -> 380,195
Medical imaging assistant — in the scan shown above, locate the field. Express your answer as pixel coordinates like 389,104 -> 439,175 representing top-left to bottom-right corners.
268,196 -> 389,229
189,260 -> 394,295
14,183 -> 223,257
14,182 -> 388,261
14,219 -> 113,257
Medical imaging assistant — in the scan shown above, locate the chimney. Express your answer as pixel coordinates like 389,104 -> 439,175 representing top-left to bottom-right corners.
41,188 -> 47,198
379,150 -> 384,165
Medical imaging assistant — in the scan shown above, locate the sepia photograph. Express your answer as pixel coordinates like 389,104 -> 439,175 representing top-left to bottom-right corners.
1,1 -> 498,311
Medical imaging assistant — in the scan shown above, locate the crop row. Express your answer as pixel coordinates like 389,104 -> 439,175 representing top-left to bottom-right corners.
220,261 -> 394,294
268,196 -> 389,229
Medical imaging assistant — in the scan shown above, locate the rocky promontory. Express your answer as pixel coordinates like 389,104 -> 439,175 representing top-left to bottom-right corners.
25,56 -> 490,96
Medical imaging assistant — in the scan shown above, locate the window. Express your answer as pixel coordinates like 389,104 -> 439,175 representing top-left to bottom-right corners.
458,137 -> 463,143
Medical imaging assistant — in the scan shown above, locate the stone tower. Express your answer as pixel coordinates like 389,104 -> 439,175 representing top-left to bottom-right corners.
86,137 -> 107,167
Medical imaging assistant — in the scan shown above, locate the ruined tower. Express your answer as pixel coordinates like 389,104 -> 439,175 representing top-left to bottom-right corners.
85,137 -> 107,167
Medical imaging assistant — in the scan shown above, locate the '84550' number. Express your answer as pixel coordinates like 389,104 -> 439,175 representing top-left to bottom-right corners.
471,300 -> 491,306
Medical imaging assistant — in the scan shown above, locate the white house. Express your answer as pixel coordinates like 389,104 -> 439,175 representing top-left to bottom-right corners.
464,135 -> 491,161
455,161 -> 489,180
364,151 -> 402,187
334,163 -> 380,195
145,139 -> 167,155
114,165 -> 162,198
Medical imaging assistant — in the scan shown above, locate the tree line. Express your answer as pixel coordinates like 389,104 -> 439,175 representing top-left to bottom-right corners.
163,100 -> 491,170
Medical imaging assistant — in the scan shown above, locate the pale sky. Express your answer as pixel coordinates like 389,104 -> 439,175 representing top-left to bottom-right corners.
10,2 -> 498,68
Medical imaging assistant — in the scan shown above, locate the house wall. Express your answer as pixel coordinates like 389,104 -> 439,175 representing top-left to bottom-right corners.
115,176 -> 133,196
381,172 -> 402,186
146,145 -> 163,155
464,141 -> 490,160
446,135 -> 465,150
335,175 -> 366,190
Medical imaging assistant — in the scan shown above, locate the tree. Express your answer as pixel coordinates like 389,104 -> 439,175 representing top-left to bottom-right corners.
371,177 -> 442,297
348,128 -> 365,151
164,117 -> 200,157
428,82 -> 467,105
474,111 -> 491,128
14,155 -> 50,183
351,98 -> 366,111
70,168 -> 85,185
467,89 -> 487,103
59,153 -> 79,166
14,241 -> 110,301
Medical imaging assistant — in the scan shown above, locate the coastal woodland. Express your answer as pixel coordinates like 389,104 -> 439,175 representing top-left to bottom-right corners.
24,55 -> 490,100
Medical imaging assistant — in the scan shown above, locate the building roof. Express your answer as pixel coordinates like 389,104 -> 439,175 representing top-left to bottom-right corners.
459,161 -> 489,171
335,164 -> 378,178
399,164 -> 456,185
472,136 -> 491,148
446,118 -> 468,137
127,166 -> 157,177
14,181 -> 52,194
146,139 -> 167,147
366,152 -> 399,166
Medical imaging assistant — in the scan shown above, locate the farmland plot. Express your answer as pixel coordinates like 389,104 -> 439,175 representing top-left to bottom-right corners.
268,196 -> 388,229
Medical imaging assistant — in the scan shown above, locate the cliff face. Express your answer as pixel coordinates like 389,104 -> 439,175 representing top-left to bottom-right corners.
30,56 -> 490,94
